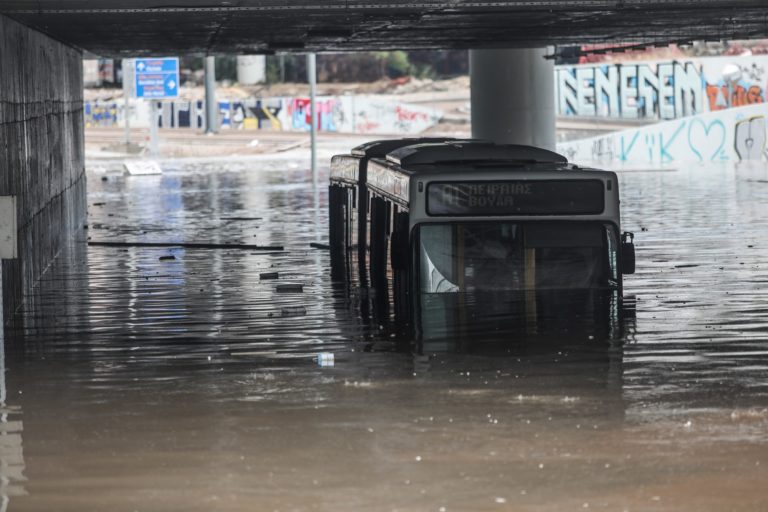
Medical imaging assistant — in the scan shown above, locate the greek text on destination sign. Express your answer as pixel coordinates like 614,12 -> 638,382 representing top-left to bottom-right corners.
427,180 -> 605,216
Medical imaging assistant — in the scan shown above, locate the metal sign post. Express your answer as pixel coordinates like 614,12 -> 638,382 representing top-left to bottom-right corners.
149,102 -> 159,156
204,56 -> 218,134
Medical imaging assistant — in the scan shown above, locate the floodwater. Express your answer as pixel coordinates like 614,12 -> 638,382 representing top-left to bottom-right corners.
2,156 -> 768,511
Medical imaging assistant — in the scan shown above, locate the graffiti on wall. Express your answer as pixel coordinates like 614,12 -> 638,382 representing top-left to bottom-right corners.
557,61 -> 702,119
84,102 -> 119,127
557,104 -> 768,164
286,98 -> 344,131
84,96 -> 442,135
556,56 -> 768,120
705,61 -> 767,111
734,116 -> 767,161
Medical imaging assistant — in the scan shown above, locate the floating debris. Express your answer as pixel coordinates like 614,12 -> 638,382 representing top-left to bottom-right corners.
309,242 -> 331,250
317,353 -> 335,367
159,255 -> 176,261
88,241 -> 283,251
124,160 -> 162,176
259,272 -> 279,280
276,284 -> 303,293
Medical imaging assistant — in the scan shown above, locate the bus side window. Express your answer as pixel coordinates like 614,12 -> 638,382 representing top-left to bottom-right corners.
329,185 -> 346,252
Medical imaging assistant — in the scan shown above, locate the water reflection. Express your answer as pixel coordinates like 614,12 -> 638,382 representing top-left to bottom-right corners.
0,328 -> 26,508
0,159 -> 765,510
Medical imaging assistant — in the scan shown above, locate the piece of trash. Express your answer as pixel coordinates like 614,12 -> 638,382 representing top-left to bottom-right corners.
310,242 -> 331,250
317,353 -> 335,367
101,176 -> 108,182
247,139 -> 259,147
281,306 -> 307,317
124,160 -> 163,176
159,255 -> 176,261
260,272 -> 279,280
220,216 -> 262,221
276,284 -> 303,293
92,202 -> 106,206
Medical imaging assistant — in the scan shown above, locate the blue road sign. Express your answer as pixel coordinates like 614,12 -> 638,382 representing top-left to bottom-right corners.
135,58 -> 179,99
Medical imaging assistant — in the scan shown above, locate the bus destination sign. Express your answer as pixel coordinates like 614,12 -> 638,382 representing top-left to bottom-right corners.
427,180 -> 605,216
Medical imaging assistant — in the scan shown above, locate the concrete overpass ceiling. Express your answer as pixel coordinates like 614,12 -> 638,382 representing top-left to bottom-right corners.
1,1 -> 767,55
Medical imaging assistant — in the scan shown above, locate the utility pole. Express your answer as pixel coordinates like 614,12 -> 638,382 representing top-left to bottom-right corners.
122,59 -> 133,148
307,53 -> 318,185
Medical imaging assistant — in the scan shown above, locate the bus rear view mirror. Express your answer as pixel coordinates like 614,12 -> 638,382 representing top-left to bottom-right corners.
621,232 -> 635,275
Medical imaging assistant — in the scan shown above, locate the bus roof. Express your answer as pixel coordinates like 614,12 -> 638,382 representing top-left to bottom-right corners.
386,142 -> 568,167
351,137 -> 487,158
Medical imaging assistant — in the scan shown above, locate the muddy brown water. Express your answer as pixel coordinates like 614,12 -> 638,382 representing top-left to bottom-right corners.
2,159 -> 767,511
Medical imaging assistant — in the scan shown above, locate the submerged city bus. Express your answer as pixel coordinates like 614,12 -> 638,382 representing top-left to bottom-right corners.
329,141 -> 635,346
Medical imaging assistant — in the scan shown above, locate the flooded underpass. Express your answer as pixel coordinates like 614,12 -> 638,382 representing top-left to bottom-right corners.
2,156 -> 767,511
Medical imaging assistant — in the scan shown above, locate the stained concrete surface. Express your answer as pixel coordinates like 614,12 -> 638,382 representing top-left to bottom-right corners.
0,14 -> 86,322
1,157 -> 767,511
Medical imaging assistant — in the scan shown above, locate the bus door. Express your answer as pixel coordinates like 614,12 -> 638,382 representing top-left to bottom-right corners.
523,223 -> 616,339
328,184 -> 356,252
368,195 -> 391,324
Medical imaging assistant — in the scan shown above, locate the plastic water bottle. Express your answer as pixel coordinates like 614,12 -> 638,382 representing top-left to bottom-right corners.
317,353 -> 335,367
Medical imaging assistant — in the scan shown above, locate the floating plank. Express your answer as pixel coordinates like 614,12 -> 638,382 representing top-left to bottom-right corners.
276,284 -> 303,293
88,241 -> 284,251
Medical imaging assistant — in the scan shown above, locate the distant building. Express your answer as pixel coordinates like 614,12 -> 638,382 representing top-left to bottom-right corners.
237,55 -> 266,85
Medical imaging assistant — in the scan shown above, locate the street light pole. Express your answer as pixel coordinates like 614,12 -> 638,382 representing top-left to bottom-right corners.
307,53 -> 318,186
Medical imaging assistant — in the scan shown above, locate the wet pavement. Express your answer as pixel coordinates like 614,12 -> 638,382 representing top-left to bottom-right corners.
2,157 -> 768,511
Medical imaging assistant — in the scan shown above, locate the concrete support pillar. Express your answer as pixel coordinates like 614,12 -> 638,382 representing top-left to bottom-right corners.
470,48 -> 555,150
204,56 -> 218,134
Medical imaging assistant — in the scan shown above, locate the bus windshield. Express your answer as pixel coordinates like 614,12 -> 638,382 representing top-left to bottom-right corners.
418,222 -> 618,293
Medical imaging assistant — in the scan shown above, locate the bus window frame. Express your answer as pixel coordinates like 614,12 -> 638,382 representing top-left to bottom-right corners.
412,219 -> 622,297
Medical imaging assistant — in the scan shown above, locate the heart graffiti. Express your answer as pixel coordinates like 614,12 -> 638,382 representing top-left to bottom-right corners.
687,118 -> 726,161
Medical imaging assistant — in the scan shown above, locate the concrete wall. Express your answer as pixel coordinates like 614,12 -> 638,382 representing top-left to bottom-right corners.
557,103 -> 768,165
85,95 -> 444,134
555,55 -> 768,120
0,15 -> 86,323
